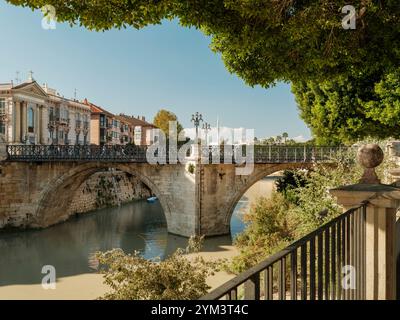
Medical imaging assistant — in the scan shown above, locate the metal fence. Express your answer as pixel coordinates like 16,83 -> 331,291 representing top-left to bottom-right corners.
6,144 -> 148,162
6,144 -> 349,163
201,204 -> 367,300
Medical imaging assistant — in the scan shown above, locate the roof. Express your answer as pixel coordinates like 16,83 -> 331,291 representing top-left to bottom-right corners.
83,99 -> 114,117
118,114 -> 156,128
12,81 -> 49,96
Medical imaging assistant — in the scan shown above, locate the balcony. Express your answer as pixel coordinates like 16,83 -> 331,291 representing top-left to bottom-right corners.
49,117 -> 70,126
0,108 -> 7,122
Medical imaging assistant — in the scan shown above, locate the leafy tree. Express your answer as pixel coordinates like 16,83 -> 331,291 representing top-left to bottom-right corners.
153,109 -> 183,137
293,69 -> 400,145
96,236 -> 219,300
6,1 -> 399,87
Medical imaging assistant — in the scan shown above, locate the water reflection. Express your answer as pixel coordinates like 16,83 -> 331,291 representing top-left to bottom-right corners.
0,200 -> 238,286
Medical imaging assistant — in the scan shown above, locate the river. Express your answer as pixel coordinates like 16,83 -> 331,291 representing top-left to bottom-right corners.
0,175 -> 279,299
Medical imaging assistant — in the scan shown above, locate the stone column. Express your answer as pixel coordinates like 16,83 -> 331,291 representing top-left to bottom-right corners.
35,104 -> 40,144
21,101 -> 27,143
15,100 -> 21,143
38,105 -> 43,144
330,144 -> 400,300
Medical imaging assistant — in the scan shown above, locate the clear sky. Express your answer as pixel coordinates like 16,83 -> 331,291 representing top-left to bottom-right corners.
0,1 -> 310,140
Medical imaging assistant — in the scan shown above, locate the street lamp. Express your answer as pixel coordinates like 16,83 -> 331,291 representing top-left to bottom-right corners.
191,112 -> 204,235
202,122 -> 211,145
191,112 -> 203,142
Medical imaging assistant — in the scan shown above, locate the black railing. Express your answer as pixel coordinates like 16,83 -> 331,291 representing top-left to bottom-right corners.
201,204 -> 367,300
6,144 -> 148,162
6,145 -> 349,163
201,145 -> 348,164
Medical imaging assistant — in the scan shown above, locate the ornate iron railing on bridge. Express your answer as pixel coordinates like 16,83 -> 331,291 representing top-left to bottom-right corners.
203,145 -> 348,164
6,144 -> 348,163
6,144 -> 148,162
200,204 -> 367,300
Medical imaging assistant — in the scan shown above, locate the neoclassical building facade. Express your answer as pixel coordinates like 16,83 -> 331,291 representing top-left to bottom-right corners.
0,79 -> 90,145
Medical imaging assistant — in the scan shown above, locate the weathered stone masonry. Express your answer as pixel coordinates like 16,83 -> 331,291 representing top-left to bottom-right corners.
68,170 -> 152,215
0,160 -> 312,237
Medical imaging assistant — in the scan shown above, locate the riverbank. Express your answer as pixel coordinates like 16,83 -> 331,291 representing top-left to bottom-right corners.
0,241 -> 238,300
0,175 -> 278,300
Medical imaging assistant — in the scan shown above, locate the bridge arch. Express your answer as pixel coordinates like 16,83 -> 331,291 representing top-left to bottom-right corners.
34,162 -> 173,229
223,163 -> 313,229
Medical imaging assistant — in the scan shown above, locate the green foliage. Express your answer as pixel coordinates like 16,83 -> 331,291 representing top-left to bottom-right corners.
229,142 -> 396,274
187,163 -> 195,174
293,69 -> 400,144
6,1 -> 400,88
96,236 -> 219,300
229,192 -> 298,273
275,170 -> 308,204
153,109 -> 183,137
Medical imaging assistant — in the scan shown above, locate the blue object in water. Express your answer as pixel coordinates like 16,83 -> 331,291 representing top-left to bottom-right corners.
147,196 -> 158,203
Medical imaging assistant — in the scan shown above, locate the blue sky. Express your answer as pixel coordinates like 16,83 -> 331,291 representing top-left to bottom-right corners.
0,1 -> 310,140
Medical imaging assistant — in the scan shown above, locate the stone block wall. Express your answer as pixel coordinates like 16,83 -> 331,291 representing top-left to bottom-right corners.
68,170 -> 152,215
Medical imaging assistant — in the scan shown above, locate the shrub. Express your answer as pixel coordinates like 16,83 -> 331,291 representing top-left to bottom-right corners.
228,140 -> 396,274
187,163 -> 195,174
96,236 -> 219,300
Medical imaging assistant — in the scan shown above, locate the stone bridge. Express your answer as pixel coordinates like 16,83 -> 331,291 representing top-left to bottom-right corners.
0,145 -> 345,237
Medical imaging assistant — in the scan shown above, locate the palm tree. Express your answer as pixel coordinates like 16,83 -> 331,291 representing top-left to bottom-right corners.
276,135 -> 282,144
282,132 -> 289,144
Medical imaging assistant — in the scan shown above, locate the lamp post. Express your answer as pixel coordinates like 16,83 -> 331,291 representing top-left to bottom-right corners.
202,122 -> 211,145
191,112 -> 203,236
191,112 -> 203,143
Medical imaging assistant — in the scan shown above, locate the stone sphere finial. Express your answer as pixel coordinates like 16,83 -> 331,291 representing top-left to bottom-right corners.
357,144 -> 384,184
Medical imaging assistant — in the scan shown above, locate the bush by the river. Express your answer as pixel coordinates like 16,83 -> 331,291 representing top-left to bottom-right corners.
95,236 -> 220,300
229,141 -> 395,274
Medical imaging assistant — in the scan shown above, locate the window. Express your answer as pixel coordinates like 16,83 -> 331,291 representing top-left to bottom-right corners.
28,107 -> 35,133
100,115 -> 106,127
112,131 -> 120,139
0,98 -> 5,135
134,126 -> 142,145
49,107 -> 55,122
0,98 -> 5,114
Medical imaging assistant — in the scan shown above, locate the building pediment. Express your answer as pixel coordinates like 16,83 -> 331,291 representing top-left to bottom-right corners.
12,81 -> 49,102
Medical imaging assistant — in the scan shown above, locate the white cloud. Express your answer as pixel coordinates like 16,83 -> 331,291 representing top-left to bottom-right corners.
292,135 -> 307,142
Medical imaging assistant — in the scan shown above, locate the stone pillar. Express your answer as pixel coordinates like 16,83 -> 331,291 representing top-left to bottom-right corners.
38,105 -> 43,144
15,100 -> 21,143
330,144 -> 400,300
21,101 -> 27,143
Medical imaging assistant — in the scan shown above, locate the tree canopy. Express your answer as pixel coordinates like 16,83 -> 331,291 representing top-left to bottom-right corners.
293,69 -> 400,145
7,1 -> 400,88
153,109 -> 183,136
